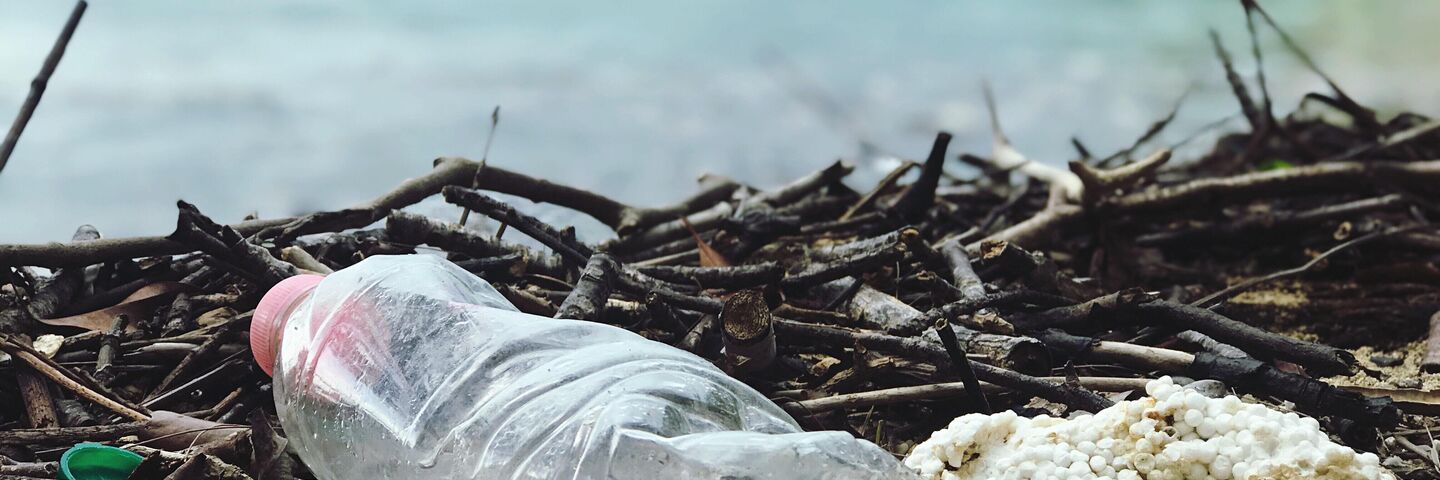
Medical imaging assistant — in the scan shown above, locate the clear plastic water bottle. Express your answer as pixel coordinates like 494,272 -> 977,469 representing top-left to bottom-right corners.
250,254 -> 910,479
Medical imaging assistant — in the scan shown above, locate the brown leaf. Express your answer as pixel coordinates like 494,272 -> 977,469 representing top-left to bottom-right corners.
38,282 -> 189,332
248,410 -> 295,480
139,411 -> 245,452
681,217 -> 729,267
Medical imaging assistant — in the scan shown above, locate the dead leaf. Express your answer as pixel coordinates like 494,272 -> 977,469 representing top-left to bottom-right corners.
140,411 -> 245,452
196,308 -> 238,328
248,410 -> 295,480
39,282 -> 189,332
681,217 -> 730,267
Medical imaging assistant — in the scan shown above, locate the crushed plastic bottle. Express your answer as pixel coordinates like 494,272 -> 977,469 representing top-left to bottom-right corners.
250,254 -> 911,480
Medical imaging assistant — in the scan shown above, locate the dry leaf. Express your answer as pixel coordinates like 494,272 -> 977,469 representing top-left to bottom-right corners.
248,410 -> 295,480
38,282 -> 189,332
196,307 -> 238,328
681,217 -> 729,267
140,411 -> 245,452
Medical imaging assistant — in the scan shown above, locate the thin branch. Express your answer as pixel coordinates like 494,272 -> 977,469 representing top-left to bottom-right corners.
458,106 -> 501,226
1191,223 -> 1435,308
0,1 -> 87,176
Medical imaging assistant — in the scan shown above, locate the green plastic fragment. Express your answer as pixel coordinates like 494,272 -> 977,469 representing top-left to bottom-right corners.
57,443 -> 144,480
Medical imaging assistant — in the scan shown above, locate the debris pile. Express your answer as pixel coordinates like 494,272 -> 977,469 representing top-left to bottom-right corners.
4,1 -> 1440,478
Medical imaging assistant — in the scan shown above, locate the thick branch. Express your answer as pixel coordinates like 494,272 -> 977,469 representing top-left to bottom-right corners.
555,254 -> 619,322
721,290 -> 776,373
633,263 -> 783,290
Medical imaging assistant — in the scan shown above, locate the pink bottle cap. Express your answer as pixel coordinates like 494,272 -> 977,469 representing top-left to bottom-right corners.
251,274 -> 326,376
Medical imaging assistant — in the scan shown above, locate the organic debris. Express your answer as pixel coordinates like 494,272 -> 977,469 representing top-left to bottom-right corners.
5,1 -> 1440,479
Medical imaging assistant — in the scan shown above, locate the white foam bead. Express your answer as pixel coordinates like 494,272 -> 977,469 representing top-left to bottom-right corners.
1184,392 -> 1208,412
1231,461 -> 1249,479
1145,377 -> 1170,397
1211,456 -> 1234,480
1131,453 -> 1156,473
1216,413 -> 1234,431
1183,409 -> 1203,426
1089,455 -> 1107,473
1195,420 -> 1217,439
1146,431 -> 1169,448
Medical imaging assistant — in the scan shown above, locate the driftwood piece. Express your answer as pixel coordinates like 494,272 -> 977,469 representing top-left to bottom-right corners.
0,217 -> 291,268
451,253 -> 527,279
555,254 -> 619,322
776,318 -> 1106,412
841,160 -> 915,221
889,132 -> 951,223
934,318 -> 992,413
720,290 -> 776,373
464,158 -> 742,236
2,225 -> 99,429
385,211 -> 565,278
0,422 -> 145,445
1021,296 -> 1356,376
1424,310 -> 1440,373
1135,193 -> 1406,246
939,239 -> 986,301
93,314 -> 128,385
169,201 -> 297,288
0,333 -> 150,422
261,157 -> 482,243
781,240 -> 905,292
1188,352 -> 1398,428
787,376 -> 1151,413
442,186 -> 594,264
607,160 -> 854,253
632,262 -> 782,290
279,246 -> 333,274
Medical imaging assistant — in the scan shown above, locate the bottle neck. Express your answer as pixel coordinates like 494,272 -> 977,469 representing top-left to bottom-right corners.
261,289 -> 315,377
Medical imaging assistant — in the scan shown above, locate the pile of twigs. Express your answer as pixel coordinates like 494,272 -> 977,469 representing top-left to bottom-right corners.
5,1 -> 1440,479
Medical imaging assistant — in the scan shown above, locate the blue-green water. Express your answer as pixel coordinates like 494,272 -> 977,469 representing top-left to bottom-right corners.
2,1 -> 1438,243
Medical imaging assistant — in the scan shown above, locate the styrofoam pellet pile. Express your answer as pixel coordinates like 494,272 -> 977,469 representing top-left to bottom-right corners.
904,377 -> 1391,480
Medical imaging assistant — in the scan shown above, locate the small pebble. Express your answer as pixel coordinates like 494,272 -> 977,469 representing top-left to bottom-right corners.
1185,379 -> 1228,398
1395,377 -> 1422,389
1369,353 -> 1404,367
32,334 -> 65,358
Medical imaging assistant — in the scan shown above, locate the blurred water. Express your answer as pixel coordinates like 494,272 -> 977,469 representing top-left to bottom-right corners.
2,1 -> 1438,244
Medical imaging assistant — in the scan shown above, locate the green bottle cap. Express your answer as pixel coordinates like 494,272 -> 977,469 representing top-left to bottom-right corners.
57,443 -> 144,480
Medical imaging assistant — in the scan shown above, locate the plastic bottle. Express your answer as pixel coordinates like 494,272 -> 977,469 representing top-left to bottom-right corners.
250,254 -> 911,480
